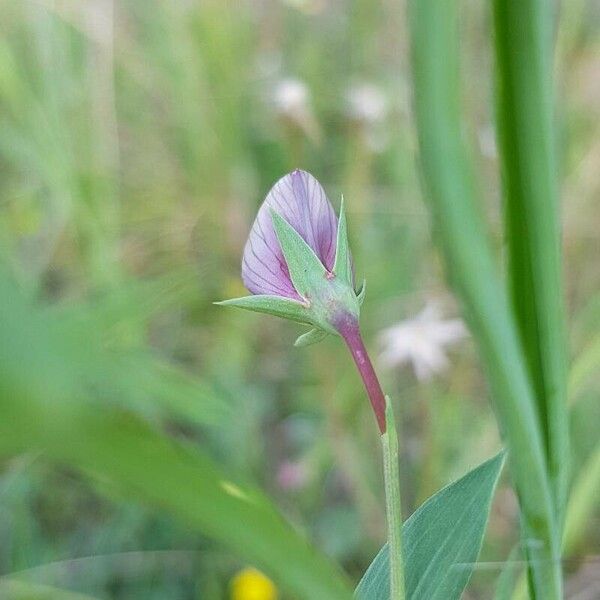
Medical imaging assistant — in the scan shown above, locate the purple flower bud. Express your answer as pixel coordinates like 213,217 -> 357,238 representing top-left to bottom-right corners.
242,169 -> 339,300
224,169 -> 387,433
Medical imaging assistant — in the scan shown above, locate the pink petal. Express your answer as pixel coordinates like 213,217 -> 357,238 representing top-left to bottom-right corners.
242,170 -> 338,298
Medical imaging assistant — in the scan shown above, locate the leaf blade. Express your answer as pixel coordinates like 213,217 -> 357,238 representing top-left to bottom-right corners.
493,0 -> 568,522
355,451 -> 505,600
0,273 -> 353,600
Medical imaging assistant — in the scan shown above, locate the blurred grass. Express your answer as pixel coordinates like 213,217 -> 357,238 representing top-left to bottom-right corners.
0,0 -> 598,598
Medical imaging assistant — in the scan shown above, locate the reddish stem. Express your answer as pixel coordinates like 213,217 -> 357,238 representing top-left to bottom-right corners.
335,314 -> 387,433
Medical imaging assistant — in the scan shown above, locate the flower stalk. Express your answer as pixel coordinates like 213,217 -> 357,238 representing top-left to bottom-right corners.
381,399 -> 406,600
338,316 -> 406,599
337,316 -> 386,433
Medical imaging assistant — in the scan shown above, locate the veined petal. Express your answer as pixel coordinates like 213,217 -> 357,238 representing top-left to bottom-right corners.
242,170 -> 339,298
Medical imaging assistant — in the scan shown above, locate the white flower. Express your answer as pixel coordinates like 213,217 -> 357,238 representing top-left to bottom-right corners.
345,83 -> 388,124
345,82 -> 390,152
273,78 -> 310,117
271,78 -> 320,142
378,303 -> 468,381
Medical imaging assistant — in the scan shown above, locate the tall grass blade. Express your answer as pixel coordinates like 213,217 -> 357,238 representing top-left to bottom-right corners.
493,0 -> 569,523
0,273 -> 353,600
408,1 -> 562,597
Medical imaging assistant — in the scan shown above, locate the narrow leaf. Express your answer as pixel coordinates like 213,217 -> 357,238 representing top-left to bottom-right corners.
295,328 -> 328,347
493,0 -> 568,521
355,451 -> 505,600
0,274 -> 353,600
270,209 -> 328,299
216,295 -> 312,325
409,1 -> 561,594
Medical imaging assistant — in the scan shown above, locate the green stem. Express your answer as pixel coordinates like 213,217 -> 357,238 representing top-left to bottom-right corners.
339,321 -> 405,598
381,398 -> 406,600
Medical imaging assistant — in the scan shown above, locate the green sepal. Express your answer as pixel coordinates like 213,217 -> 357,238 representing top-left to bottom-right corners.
215,295 -> 312,325
333,195 -> 352,285
294,328 -> 329,347
270,209 -> 328,299
220,210 -> 361,336
357,278 -> 366,306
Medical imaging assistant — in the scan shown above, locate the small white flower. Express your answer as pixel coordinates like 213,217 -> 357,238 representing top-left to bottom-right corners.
345,83 -> 388,124
378,303 -> 468,381
345,82 -> 390,152
271,77 -> 320,142
273,78 -> 310,117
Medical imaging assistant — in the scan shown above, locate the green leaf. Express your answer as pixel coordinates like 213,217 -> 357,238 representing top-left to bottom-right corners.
355,451 -> 505,600
118,353 -> 232,426
216,295 -> 312,325
0,273 -> 353,600
409,1 -> 562,595
295,328 -> 329,347
333,196 -> 352,285
270,209 -> 328,299
0,403 -> 353,600
493,0 -> 568,522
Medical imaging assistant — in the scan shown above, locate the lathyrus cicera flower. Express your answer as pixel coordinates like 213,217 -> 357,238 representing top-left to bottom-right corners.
217,169 -> 386,432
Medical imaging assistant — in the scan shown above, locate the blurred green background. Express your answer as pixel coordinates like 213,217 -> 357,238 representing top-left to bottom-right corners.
0,0 -> 599,598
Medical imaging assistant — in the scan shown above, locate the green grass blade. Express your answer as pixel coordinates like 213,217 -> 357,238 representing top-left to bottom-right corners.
493,0 -> 569,523
0,402 -> 353,600
408,1 -> 562,596
511,442 -> 600,599
0,274 -> 353,600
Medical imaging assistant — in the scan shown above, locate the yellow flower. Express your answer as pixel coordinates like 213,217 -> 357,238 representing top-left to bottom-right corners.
230,567 -> 278,600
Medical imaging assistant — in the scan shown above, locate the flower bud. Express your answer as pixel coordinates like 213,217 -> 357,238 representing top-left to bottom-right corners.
218,170 -> 364,345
